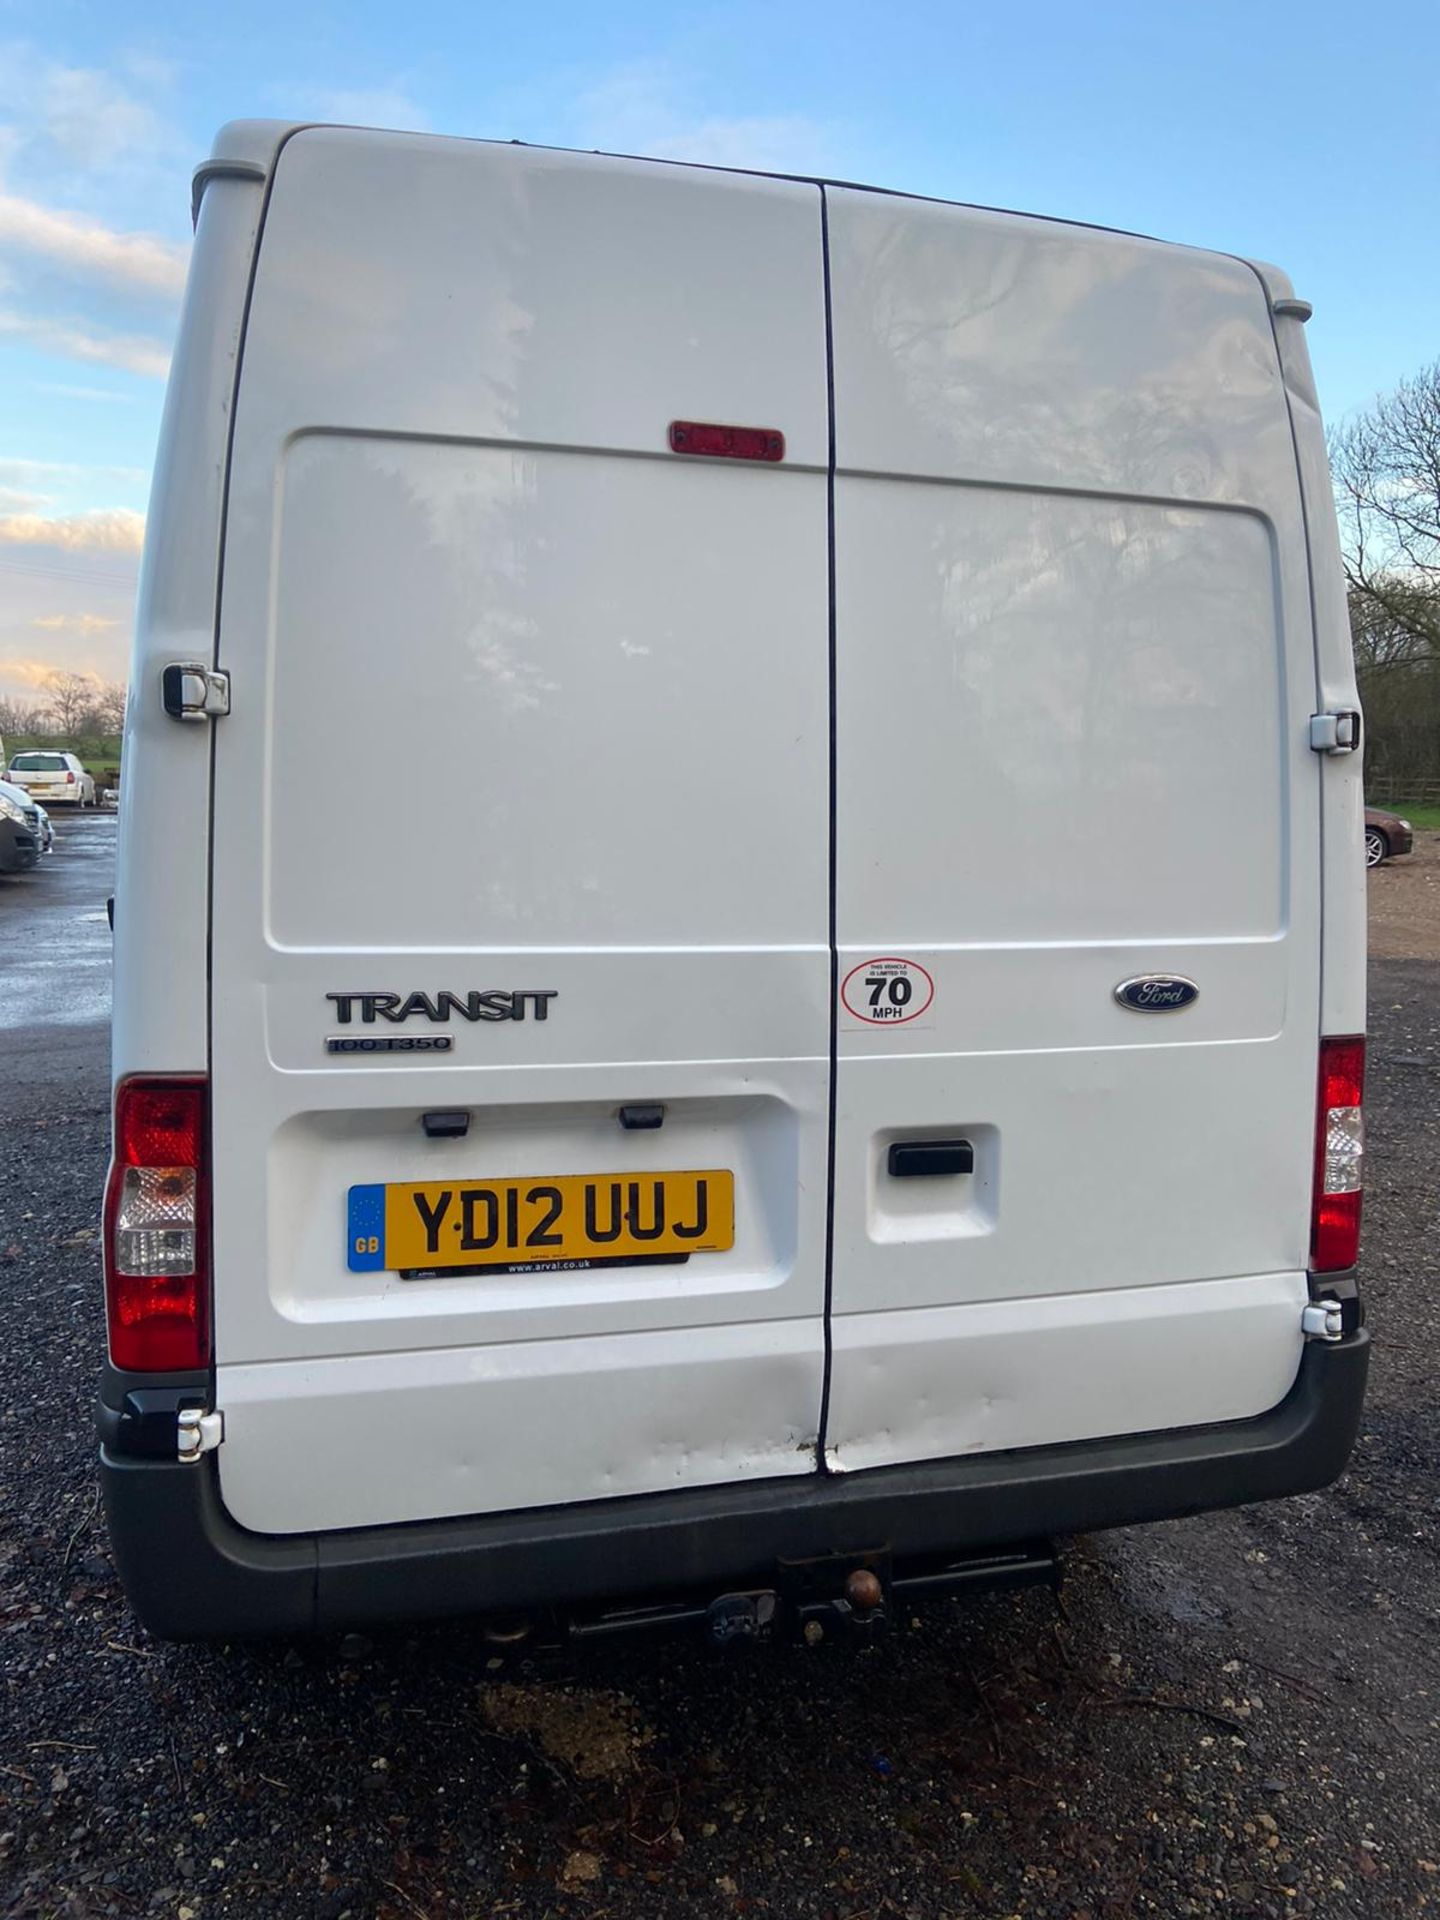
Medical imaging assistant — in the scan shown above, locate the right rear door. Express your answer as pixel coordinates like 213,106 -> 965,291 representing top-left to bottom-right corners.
823,190 -> 1323,1471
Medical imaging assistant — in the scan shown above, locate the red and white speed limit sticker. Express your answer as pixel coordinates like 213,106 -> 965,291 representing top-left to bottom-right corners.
840,956 -> 935,1026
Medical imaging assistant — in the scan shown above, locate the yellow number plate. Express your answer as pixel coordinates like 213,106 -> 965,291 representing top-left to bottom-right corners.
347,1169 -> 734,1275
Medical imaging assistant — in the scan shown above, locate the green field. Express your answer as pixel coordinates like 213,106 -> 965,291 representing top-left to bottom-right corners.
4,734 -> 122,780
1382,802 -> 1440,831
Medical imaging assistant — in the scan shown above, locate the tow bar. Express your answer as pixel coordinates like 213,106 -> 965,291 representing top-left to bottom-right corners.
563,1542 -> 1059,1647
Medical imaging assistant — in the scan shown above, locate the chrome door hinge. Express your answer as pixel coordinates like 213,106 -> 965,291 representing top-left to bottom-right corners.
162,663 -> 230,721
1301,1299 -> 1345,1344
177,1407 -> 224,1463
1309,710 -> 1360,755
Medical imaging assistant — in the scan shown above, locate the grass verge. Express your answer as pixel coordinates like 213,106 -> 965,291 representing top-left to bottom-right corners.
1382,803 -> 1440,831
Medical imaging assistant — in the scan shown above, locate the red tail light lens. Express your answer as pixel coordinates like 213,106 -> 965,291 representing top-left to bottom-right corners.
65,770 -> 75,783
1311,1036 -> 1364,1273
103,1077 -> 209,1371
668,420 -> 785,462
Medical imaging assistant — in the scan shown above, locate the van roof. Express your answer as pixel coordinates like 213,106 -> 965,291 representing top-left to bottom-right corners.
192,118 -> 1300,311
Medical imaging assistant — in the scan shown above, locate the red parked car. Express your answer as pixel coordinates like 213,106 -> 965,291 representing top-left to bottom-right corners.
1365,806 -> 1414,868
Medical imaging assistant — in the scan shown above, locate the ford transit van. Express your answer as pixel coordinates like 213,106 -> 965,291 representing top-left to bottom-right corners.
100,121 -> 1369,1639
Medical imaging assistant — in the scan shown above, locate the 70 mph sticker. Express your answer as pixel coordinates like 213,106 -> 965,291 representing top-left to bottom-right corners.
841,956 -> 935,1026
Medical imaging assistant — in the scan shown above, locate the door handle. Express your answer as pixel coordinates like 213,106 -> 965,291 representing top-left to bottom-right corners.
887,1140 -> 974,1177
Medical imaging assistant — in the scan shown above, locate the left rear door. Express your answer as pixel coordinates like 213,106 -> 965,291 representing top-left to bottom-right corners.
207,132 -> 833,1535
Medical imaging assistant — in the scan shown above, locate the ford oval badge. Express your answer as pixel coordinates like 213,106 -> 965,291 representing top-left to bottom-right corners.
1114,974 -> 1199,1013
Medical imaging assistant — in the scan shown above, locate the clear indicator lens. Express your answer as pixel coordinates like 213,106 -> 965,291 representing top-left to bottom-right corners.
115,1226 -> 196,1275
1323,1106 -> 1363,1194
114,1166 -> 197,1274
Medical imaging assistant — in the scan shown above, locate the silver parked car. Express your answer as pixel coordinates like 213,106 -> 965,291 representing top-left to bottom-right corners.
0,778 -> 44,873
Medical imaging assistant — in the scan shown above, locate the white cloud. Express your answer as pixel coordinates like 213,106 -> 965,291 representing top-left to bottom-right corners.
31,381 -> 133,403
0,191 -> 187,296
33,612 -> 119,634
649,115 -> 833,172
118,53 -> 181,96
272,85 -> 431,131
0,309 -> 169,378
0,456 -> 147,485
0,507 -> 145,552
0,44 -> 190,199
574,63 -> 835,175
0,654 -> 69,689
0,411 -> 141,696
14,54 -> 176,176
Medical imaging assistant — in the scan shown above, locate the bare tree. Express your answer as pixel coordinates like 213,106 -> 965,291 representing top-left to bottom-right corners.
1348,589 -> 1433,677
1331,360 -> 1440,651
40,670 -> 103,738
94,681 -> 128,734
0,693 -> 43,737
1348,589 -> 1440,783
1331,362 -> 1440,784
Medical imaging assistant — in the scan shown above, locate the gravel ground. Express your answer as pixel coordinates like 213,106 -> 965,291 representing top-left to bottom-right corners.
2,816 -> 1438,1919
1367,830 -> 1440,962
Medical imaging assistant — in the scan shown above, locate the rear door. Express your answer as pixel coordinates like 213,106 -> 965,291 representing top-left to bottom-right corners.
824,191 -> 1322,1469
209,133 -> 831,1534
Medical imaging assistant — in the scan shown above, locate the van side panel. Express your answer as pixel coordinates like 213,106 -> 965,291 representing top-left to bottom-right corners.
824,192 -> 1323,1471
111,175 -> 265,1079
207,134 -> 832,1534
1249,263 -> 1366,1040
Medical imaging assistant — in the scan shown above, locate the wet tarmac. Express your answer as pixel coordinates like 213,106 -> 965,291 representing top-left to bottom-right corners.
0,809 -> 115,1098
3,819 -> 1439,1917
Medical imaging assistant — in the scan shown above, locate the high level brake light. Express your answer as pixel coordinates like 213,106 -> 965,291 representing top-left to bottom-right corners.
103,1077 -> 209,1371
1311,1036 -> 1364,1273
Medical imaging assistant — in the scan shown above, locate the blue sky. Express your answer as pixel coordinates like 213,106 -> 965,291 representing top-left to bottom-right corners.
0,0 -> 1436,702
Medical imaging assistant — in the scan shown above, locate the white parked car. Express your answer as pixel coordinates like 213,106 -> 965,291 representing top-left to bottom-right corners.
7,750 -> 96,807
101,120 -> 1369,1643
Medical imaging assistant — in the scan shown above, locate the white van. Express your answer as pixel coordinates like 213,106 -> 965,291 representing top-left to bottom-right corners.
100,121 -> 1370,1640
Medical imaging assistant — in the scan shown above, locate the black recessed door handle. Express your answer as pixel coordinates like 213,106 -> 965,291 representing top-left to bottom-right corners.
887,1139 -> 974,1178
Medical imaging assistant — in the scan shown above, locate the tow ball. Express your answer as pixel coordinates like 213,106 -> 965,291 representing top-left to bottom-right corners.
698,1567 -> 887,1648
780,1554 -> 892,1645
565,1544 -> 1057,1646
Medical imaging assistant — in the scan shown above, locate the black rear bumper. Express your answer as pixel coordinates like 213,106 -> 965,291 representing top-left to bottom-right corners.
100,1332 -> 1369,1640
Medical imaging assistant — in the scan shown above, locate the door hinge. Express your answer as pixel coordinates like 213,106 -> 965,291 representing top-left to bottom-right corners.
1301,1299 -> 1345,1344
162,663 -> 230,721
1309,709 -> 1360,755
177,1407 -> 224,1463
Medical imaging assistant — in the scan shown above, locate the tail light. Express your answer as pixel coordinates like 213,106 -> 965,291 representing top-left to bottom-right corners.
103,1077 -> 209,1371
1311,1036 -> 1364,1273
65,769 -> 75,783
